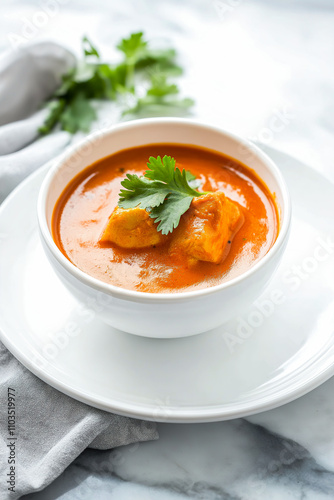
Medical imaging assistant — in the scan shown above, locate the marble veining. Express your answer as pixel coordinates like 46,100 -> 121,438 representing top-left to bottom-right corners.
23,422 -> 334,499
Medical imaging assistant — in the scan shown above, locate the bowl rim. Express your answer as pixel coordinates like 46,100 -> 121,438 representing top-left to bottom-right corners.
37,117 -> 292,303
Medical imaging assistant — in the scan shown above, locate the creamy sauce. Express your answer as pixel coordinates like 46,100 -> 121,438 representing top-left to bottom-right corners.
52,144 -> 279,293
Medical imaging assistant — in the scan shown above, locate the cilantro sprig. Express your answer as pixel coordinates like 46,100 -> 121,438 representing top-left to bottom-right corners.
119,156 -> 205,235
39,33 -> 194,135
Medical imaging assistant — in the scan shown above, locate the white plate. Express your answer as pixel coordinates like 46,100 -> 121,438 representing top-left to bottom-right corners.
1,145 -> 334,423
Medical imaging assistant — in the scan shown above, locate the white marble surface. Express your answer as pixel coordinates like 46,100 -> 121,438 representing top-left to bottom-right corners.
1,0 -> 334,498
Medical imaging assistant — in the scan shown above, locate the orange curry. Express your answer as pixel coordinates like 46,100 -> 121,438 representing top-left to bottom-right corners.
52,144 -> 279,293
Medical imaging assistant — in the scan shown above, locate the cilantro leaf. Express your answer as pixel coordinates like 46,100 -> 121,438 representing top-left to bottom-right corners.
135,49 -> 178,69
123,96 -> 194,118
119,174 -> 170,209
60,93 -> 97,133
41,32 -> 194,135
147,75 -> 178,97
117,32 -> 148,91
82,36 -> 100,59
145,156 -> 201,198
117,32 -> 147,60
150,193 -> 193,234
118,156 -> 204,235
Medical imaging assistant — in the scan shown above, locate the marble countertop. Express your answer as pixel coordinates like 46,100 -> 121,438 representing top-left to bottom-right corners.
1,0 -> 334,498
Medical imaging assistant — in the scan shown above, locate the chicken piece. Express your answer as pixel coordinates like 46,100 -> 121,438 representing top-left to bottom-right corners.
169,192 -> 243,264
99,206 -> 168,248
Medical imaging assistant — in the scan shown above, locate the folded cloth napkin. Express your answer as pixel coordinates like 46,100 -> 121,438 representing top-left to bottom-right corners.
0,43 -> 158,500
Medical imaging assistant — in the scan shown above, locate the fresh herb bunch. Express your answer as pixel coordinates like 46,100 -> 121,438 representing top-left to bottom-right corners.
39,33 -> 194,135
119,155 -> 205,235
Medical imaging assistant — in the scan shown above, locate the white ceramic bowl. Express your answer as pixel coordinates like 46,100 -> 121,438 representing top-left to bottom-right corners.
38,118 -> 291,338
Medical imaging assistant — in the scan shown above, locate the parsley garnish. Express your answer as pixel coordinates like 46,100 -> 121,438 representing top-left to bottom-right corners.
119,156 -> 205,235
39,33 -> 193,135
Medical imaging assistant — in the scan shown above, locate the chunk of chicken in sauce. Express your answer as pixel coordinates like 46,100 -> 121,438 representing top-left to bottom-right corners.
169,192 -> 243,265
100,206 -> 168,248
100,192 -> 243,264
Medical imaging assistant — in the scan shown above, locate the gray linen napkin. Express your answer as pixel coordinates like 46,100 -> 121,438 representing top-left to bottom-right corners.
0,42 -> 158,500
0,41 -> 75,201
0,343 -> 158,500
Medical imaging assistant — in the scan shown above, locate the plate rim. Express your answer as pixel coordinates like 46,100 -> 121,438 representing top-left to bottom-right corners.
1,145 -> 334,423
